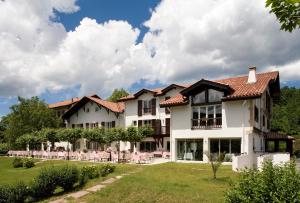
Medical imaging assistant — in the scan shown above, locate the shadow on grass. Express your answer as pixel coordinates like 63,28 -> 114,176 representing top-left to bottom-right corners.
202,176 -> 232,184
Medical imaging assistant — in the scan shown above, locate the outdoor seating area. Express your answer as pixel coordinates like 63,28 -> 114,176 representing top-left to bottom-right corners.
7,150 -> 170,164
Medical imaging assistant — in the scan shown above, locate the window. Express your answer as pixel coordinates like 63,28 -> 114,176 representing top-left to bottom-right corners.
193,91 -> 206,104
254,106 -> 259,123
143,100 -> 152,113
192,89 -> 223,104
95,106 -> 99,112
209,139 -> 241,159
86,108 -> 90,113
132,121 -> 137,126
176,139 -> 203,161
140,142 -> 156,152
208,89 -> 223,102
266,93 -> 271,114
144,120 -> 152,126
263,115 -> 265,127
192,105 -> 222,128
167,141 -> 170,152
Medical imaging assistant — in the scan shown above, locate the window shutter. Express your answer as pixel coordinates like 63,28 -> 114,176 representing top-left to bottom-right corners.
112,121 -> 116,128
138,100 -> 142,116
152,119 -> 156,135
151,98 -> 156,115
166,118 -> 170,135
165,96 -> 171,114
138,120 -> 142,127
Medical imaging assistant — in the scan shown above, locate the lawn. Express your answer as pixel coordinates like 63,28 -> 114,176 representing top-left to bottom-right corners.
0,158 -> 237,202
80,162 -> 237,203
0,157 -> 138,186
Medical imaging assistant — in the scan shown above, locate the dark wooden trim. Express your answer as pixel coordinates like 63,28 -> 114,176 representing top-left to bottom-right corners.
222,95 -> 261,101
138,100 -> 142,116
151,98 -> 156,115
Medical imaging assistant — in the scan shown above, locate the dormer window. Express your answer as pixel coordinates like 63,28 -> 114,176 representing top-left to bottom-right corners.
192,89 -> 223,105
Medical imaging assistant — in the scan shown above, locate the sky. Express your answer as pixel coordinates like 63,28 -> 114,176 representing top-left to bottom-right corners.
0,0 -> 299,117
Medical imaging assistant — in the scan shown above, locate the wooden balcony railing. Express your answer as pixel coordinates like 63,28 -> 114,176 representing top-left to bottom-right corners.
152,126 -> 170,136
191,118 -> 222,129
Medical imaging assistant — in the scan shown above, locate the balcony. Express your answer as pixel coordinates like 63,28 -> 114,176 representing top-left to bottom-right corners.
191,117 -> 222,129
152,126 -> 170,136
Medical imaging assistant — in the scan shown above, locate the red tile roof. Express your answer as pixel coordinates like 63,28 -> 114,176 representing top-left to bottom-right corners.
48,97 -> 80,108
160,71 -> 279,107
119,83 -> 190,101
87,97 -> 124,113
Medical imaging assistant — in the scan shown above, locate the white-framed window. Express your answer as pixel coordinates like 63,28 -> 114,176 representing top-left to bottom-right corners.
192,105 -> 222,128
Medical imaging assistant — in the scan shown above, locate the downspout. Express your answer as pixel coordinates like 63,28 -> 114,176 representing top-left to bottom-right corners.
242,100 -> 247,154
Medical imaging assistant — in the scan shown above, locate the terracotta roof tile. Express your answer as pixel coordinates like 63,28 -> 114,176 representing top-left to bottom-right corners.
160,71 -> 279,107
87,97 -> 124,113
48,97 -> 80,108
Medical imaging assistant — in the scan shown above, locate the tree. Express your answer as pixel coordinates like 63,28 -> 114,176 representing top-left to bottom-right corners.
205,152 -> 225,179
38,128 -> 59,151
16,132 -> 43,151
271,87 -> 300,136
266,0 -> 300,32
4,96 -> 61,146
83,128 -> 105,150
57,128 -> 83,160
107,88 -> 129,102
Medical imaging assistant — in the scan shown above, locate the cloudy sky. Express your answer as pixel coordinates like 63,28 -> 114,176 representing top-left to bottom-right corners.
0,0 -> 299,116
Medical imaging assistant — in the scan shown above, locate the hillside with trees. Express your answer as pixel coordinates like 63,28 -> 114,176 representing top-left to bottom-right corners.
271,86 -> 300,136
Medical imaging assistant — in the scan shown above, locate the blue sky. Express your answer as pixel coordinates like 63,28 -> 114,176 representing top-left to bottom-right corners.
0,0 -> 299,117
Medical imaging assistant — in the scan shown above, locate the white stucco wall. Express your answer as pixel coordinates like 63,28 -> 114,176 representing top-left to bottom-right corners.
170,99 -> 256,162
67,101 -> 124,127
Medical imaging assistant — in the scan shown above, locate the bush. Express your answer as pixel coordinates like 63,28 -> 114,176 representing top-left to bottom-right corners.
12,157 -> 23,168
30,166 -> 58,200
56,165 -> 79,191
100,164 -> 116,176
23,158 -> 35,168
0,143 -> 9,155
225,161 -> 300,203
0,181 -> 28,203
79,165 -> 100,186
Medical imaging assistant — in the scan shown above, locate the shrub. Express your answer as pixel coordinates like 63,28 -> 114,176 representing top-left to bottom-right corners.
56,165 -> 79,191
100,164 -> 116,176
0,143 -> 9,155
23,158 -> 35,168
12,157 -> 23,168
225,161 -> 300,203
30,166 -> 58,199
79,165 -> 99,186
0,182 -> 28,203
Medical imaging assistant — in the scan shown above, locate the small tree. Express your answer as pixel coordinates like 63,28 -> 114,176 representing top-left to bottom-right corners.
38,128 -> 58,151
16,132 -> 43,152
83,128 -> 105,150
205,151 -> 225,179
57,128 -> 83,160
225,161 -> 300,202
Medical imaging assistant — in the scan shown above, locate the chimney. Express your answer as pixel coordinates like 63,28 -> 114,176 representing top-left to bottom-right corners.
248,66 -> 257,84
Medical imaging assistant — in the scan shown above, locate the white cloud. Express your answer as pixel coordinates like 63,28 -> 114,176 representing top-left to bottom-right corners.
0,0 -> 299,99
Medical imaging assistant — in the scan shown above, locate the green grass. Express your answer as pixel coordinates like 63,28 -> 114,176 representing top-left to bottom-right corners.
81,163 -> 237,203
0,157 -> 138,185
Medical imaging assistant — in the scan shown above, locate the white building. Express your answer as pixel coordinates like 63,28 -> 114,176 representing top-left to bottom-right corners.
160,67 -> 281,165
119,84 -> 188,152
60,96 -> 125,151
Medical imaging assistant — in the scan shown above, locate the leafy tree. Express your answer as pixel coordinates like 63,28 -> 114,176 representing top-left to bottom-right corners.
57,128 -> 83,159
83,128 -> 105,150
16,132 -> 44,150
4,97 -> 61,146
271,87 -> 300,136
38,128 -> 59,151
107,88 -> 129,102
266,0 -> 300,32
0,116 -> 8,143
225,161 -> 300,202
